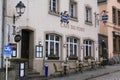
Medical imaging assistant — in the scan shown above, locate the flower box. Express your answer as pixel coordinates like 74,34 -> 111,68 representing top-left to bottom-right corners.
48,57 -> 59,60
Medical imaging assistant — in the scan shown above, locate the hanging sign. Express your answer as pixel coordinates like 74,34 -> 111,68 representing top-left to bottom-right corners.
14,34 -> 22,42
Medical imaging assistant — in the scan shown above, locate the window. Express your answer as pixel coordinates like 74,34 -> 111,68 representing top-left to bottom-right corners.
66,37 -> 78,57
36,45 -> 43,58
112,7 -> 117,24
85,7 -> 92,23
46,34 -> 61,59
49,0 -> 59,13
118,10 -> 120,25
70,1 -> 77,19
83,40 -> 94,57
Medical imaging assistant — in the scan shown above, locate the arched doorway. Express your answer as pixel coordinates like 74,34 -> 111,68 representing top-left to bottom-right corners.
21,29 -> 34,68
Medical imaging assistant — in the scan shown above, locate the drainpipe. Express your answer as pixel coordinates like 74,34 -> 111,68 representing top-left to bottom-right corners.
1,0 -> 6,68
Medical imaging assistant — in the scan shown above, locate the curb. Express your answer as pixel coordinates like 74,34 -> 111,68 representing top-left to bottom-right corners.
85,69 -> 120,80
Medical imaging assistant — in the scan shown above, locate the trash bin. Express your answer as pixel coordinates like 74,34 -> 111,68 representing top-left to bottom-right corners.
45,65 -> 48,77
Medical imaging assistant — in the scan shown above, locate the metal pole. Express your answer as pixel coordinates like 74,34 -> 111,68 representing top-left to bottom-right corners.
6,58 -> 8,80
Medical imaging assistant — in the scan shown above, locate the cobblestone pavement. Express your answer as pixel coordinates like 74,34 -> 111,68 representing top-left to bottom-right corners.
49,64 -> 120,80
89,71 -> 120,80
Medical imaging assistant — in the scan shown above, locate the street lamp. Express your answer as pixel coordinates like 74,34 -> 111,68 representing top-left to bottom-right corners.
13,1 -> 26,24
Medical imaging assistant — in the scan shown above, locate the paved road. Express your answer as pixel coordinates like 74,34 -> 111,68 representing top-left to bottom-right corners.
89,71 -> 120,80
49,64 -> 120,80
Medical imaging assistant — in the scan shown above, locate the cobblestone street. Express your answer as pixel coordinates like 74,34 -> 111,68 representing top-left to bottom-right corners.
49,64 -> 120,80
89,71 -> 120,80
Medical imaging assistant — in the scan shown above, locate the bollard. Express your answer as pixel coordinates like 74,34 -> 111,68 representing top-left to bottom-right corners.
45,65 -> 48,78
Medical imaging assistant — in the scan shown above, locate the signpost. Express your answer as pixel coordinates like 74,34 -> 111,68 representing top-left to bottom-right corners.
4,45 -> 12,80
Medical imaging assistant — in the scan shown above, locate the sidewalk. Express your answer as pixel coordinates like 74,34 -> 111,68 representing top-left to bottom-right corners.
48,64 -> 120,80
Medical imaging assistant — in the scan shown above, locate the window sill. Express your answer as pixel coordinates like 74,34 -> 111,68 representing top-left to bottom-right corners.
85,21 -> 93,26
48,10 -> 60,17
69,17 -> 78,22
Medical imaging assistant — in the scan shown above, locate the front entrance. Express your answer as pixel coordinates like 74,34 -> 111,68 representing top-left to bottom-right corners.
21,29 -> 34,68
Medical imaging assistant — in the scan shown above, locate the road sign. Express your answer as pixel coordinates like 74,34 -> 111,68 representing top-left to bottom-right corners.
4,46 -> 12,59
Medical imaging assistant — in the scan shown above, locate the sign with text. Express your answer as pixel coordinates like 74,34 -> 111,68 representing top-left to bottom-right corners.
4,46 -> 12,59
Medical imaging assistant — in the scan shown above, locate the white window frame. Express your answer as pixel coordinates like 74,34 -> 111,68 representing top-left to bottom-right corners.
67,37 -> 78,56
83,40 -> 94,57
85,7 -> 92,22
46,34 -> 61,58
70,1 -> 77,18
50,0 -> 58,12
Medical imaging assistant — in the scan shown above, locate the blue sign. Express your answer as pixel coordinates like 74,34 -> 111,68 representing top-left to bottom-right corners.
61,15 -> 68,23
102,15 -> 108,21
4,46 -> 12,59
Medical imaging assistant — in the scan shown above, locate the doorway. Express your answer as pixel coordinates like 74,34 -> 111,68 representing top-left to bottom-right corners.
21,29 -> 34,68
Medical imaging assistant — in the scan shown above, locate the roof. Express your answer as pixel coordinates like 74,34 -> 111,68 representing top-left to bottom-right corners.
98,0 -> 107,3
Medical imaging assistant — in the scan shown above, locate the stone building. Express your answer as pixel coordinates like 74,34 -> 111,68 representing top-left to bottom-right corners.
98,0 -> 120,59
2,0 -> 99,77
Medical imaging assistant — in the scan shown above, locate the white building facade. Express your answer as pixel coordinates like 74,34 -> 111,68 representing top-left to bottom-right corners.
4,0 -> 99,76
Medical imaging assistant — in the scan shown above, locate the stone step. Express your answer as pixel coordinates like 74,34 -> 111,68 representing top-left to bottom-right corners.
26,69 -> 42,79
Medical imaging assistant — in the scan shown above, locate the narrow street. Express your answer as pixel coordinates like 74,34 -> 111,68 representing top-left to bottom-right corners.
88,71 -> 120,80
49,64 -> 120,80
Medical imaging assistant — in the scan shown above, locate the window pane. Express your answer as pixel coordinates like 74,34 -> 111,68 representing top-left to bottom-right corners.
46,34 -> 49,40
74,45 -> 77,56
50,42 -> 54,54
46,42 -> 48,57
89,46 -> 91,56
67,38 -> 69,42
86,46 -> 88,56
56,43 -> 59,56
50,35 -> 54,40
67,44 -> 68,56
74,39 -> 77,43
70,44 -> 73,55
70,38 -> 73,42
55,36 -> 59,41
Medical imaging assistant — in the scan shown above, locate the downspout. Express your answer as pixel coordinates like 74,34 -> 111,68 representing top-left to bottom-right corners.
1,0 -> 6,68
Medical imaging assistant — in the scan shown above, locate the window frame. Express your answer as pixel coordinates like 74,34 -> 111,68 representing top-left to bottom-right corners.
83,40 -> 94,57
85,6 -> 92,23
69,1 -> 77,19
49,0 -> 59,13
66,37 -> 78,57
45,34 -> 61,59
35,45 -> 43,58
112,7 -> 117,24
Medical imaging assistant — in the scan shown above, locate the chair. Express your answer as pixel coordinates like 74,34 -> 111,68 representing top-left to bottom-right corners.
69,62 -> 77,72
53,63 -> 63,75
96,57 -> 103,67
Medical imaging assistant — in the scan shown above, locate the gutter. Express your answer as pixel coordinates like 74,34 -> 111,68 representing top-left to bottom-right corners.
1,0 -> 6,68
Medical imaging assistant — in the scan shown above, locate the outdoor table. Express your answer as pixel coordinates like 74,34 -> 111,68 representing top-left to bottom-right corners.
62,63 -> 69,75
78,62 -> 83,72
91,60 -> 96,69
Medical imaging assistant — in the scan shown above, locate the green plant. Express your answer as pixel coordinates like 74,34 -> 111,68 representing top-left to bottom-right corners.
48,53 -> 59,60
68,54 -> 78,60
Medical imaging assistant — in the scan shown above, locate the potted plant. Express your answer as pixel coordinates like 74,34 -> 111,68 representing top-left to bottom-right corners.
68,54 -> 78,60
48,53 -> 59,60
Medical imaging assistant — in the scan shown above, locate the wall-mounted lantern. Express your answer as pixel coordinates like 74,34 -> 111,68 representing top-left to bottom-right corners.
12,1 -> 26,35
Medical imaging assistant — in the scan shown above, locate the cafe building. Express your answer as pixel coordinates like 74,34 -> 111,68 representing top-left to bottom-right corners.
3,0 -> 99,77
